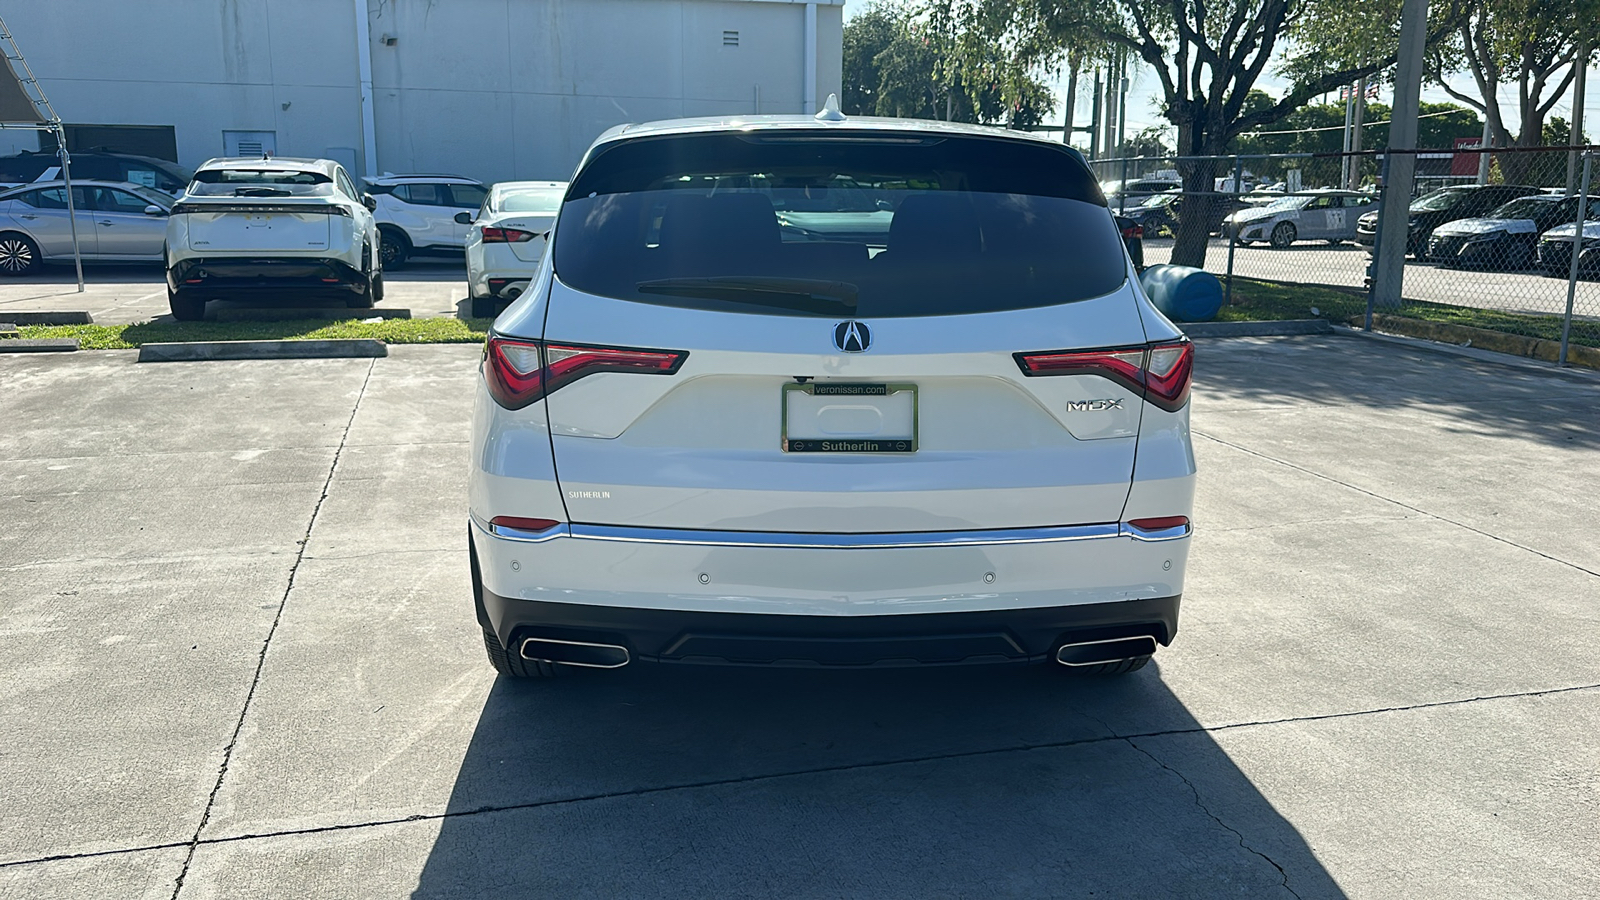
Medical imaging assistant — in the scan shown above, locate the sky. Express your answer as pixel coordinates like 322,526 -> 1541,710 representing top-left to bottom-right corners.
839,0 -> 1600,151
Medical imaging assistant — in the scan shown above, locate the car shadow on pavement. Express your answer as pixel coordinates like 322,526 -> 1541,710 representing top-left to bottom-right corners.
410,663 -> 1346,899
1195,334 -> 1600,450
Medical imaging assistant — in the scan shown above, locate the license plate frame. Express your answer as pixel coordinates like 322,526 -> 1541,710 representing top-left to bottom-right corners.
781,382 -> 918,453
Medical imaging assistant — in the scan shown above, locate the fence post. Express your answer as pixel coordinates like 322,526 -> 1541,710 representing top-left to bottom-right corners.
1559,152 -> 1594,366
1223,155 -> 1242,308
1365,153 -> 1392,331
1118,155 -> 1129,214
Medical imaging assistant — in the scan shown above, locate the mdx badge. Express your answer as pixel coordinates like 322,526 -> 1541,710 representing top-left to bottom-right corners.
1066,399 -> 1125,412
833,321 -> 871,352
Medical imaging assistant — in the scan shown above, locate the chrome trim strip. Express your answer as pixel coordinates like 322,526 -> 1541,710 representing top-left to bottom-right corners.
469,513 -> 570,543
519,637 -> 631,669
1120,522 -> 1193,542
565,522 -> 1124,549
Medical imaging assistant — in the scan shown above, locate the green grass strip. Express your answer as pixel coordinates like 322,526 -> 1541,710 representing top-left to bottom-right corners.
18,317 -> 493,350
1217,277 -> 1600,347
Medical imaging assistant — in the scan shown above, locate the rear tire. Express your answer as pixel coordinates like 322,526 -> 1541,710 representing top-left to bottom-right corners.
379,227 -> 410,269
483,626 -> 559,678
1269,222 -> 1297,249
1061,655 -> 1151,676
168,288 -> 206,321
470,295 -> 499,319
0,233 -> 40,275
347,279 -> 377,309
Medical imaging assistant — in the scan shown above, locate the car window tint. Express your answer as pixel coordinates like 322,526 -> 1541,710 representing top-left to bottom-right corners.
396,184 -> 445,205
555,132 -> 1124,318
94,187 -> 155,213
449,184 -> 487,209
17,187 -> 87,210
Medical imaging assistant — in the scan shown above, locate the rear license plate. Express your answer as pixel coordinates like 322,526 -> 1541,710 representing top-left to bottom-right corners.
782,382 -> 917,453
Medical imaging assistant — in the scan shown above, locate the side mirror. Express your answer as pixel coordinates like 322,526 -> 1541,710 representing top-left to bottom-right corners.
454,211 -> 473,225
362,193 -> 378,211
144,205 -> 167,216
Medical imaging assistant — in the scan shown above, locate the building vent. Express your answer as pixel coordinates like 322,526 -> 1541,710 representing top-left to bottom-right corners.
723,30 -> 739,46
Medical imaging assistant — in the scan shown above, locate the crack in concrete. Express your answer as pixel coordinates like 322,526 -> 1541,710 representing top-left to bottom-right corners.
1126,737 -> 1303,899
6,680 -> 1594,874
1194,430 -> 1600,580
165,360 -> 376,900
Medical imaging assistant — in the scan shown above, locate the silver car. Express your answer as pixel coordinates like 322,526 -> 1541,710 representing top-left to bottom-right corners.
0,180 -> 173,274
1224,189 -> 1379,248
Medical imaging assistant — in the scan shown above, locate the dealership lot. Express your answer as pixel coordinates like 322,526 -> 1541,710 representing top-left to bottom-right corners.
1,336 -> 1597,898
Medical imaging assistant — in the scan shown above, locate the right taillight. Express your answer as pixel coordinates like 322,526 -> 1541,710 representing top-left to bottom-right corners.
483,336 -> 687,410
1015,340 -> 1193,412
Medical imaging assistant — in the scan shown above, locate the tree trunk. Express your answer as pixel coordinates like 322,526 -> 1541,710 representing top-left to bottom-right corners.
1169,120 -> 1219,269
1170,160 -> 1219,268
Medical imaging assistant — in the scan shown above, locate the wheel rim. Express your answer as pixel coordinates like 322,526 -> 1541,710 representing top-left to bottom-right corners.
1273,224 -> 1294,246
380,236 -> 402,266
0,239 -> 33,271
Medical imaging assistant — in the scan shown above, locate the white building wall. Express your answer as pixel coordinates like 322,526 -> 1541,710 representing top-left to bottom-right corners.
2,0 -> 843,183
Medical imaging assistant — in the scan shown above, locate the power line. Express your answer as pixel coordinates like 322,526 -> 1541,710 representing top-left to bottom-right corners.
1242,107 -> 1465,137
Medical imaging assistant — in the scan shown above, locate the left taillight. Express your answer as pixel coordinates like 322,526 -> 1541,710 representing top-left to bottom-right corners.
1015,340 -> 1193,412
482,226 -> 538,243
482,336 -> 687,410
1121,223 -> 1143,240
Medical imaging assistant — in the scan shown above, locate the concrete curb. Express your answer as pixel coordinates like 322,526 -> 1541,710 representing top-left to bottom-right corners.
137,339 -> 388,362
1359,314 -> 1600,371
210,307 -> 412,322
4,311 -> 94,325
1181,319 -> 1333,337
1332,325 -> 1600,381
0,338 -> 79,353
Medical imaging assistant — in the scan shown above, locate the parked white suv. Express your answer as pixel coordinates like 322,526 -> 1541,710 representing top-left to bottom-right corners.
363,174 -> 487,268
460,180 -> 566,318
468,107 -> 1196,678
166,158 -> 380,321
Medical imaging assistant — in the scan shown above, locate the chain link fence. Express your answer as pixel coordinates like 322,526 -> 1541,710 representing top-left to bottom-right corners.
1090,146 -> 1600,358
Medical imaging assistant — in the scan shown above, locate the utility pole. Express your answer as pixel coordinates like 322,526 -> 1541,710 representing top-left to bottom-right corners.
1349,78 -> 1367,188
1089,70 -> 1102,159
1062,59 -> 1079,147
1117,63 -> 1130,159
1341,84 -> 1355,187
1568,41 -> 1590,193
1371,0 -> 1429,308
1476,115 -> 1492,184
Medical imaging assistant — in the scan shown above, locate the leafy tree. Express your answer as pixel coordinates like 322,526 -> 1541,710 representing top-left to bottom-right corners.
1424,0 -> 1600,177
840,1 -> 1058,127
940,0 -> 1470,266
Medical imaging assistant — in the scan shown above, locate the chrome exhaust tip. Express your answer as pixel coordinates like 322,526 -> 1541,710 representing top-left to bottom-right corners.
1055,635 -> 1158,667
520,637 -> 630,668
498,281 -> 528,299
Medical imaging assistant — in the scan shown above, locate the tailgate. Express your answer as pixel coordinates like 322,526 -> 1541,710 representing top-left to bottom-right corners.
185,204 -> 333,252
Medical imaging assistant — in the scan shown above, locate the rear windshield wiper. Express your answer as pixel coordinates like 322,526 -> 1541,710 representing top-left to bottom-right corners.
636,276 -> 858,313
233,187 -> 293,197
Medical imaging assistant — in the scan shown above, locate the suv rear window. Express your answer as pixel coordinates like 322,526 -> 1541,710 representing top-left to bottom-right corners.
189,168 -> 333,197
553,131 -> 1126,318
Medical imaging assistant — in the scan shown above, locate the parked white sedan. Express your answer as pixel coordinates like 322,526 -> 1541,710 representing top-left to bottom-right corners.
460,180 -> 565,318
1222,189 -> 1378,248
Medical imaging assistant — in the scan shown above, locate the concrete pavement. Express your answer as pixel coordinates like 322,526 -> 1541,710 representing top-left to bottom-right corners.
0,260 -> 469,325
1,337 -> 1597,898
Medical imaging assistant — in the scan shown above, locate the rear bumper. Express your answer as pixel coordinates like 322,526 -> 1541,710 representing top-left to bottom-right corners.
482,591 -> 1180,667
168,257 -> 369,295
470,517 -> 1190,666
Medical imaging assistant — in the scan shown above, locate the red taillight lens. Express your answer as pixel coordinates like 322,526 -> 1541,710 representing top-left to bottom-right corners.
1122,224 -> 1144,239
489,516 -> 561,534
1128,516 -> 1190,531
1015,340 -> 1193,412
482,226 -> 538,243
483,336 -> 687,410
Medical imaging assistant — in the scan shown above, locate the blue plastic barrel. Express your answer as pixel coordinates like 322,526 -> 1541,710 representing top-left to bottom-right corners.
1139,264 -> 1224,322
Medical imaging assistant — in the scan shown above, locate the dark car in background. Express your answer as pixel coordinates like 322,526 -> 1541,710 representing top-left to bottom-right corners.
0,150 -> 193,195
1427,193 -> 1600,270
1127,191 -> 1251,237
1356,184 -> 1540,257
1115,214 -> 1144,269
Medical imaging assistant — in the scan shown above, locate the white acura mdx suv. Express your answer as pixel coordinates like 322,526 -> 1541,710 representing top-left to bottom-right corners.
468,105 -> 1195,678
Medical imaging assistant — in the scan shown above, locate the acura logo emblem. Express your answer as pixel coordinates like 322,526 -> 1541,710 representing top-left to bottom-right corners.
833,320 -> 871,352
